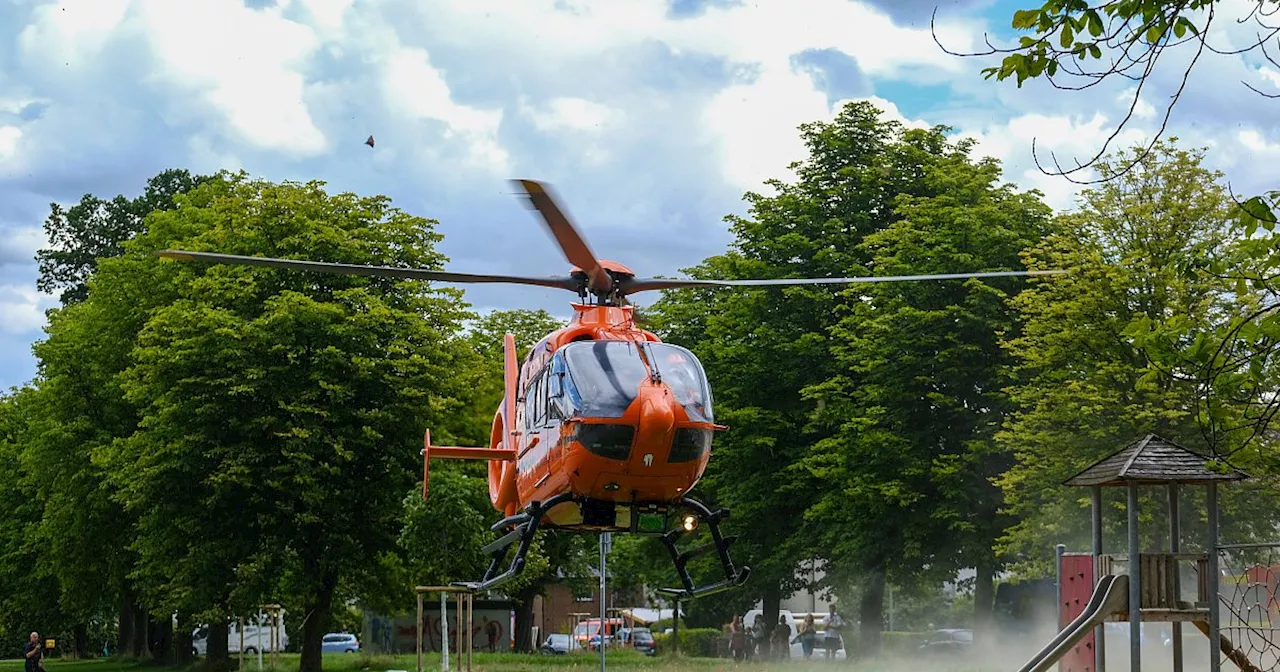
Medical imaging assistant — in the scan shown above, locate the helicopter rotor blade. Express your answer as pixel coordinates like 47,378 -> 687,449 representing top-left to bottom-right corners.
510,179 -> 613,296
155,250 -> 583,291
619,269 -> 1066,294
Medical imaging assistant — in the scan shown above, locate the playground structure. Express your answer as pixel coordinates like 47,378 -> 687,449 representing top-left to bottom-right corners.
416,586 -> 475,672
1016,433 -> 1280,672
238,604 -> 284,672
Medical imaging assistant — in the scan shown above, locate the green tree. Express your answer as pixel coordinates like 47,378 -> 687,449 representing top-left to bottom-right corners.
995,139 -> 1280,574
0,388 -> 75,657
90,172 -> 479,672
649,100 -> 1016,650
25,284 -> 157,657
802,131 -> 1053,649
457,309 -> 565,446
36,169 -> 214,305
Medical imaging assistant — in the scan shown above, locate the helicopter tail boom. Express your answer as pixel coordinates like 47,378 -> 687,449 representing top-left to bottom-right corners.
421,429 -> 516,499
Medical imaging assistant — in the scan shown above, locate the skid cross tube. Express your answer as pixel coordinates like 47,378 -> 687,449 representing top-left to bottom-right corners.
655,496 -> 751,600
454,492 -> 575,593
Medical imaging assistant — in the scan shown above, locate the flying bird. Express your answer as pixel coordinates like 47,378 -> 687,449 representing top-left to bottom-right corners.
365,135 -> 375,148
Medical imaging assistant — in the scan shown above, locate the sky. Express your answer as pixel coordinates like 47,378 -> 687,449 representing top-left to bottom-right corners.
1,0 -> 1279,390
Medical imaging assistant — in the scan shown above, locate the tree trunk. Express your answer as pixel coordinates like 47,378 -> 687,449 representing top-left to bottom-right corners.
153,614 -> 173,661
117,594 -> 134,657
130,604 -> 149,657
761,583 -> 781,658
973,557 -> 995,643
73,623 -> 88,659
859,565 -> 886,658
513,583 -> 539,653
175,612 -> 194,666
208,621 -> 230,666
299,576 -> 337,672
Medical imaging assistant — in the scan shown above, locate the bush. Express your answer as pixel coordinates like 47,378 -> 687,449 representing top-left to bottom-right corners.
652,627 -> 723,657
649,617 -> 685,632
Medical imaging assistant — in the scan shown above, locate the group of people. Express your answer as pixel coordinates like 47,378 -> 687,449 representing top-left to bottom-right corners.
726,605 -> 845,662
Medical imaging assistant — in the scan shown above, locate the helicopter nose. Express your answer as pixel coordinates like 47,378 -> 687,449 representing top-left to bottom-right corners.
634,386 -> 675,465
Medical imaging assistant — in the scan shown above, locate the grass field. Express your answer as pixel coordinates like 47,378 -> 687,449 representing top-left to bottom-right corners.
0,653 -> 1002,672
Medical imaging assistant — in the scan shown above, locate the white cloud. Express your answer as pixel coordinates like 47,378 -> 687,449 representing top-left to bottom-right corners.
956,112 -> 1150,210
0,226 -> 45,268
0,285 -> 56,335
133,0 -> 326,156
296,0 -> 352,39
524,97 -> 619,134
382,45 -> 509,173
0,126 -> 21,163
1239,129 -> 1280,155
414,0 -> 978,78
1262,66 -> 1280,91
1116,87 -> 1155,119
16,0 -> 131,68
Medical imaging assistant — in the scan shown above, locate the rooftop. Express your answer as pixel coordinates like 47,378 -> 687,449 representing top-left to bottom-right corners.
1063,433 -> 1248,487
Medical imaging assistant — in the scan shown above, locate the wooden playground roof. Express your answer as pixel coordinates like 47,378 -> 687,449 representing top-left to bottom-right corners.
1063,433 -> 1248,487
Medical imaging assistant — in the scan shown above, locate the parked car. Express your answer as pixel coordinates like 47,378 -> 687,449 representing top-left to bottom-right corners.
918,628 -> 974,656
540,633 -> 571,655
630,628 -> 657,656
321,633 -> 359,653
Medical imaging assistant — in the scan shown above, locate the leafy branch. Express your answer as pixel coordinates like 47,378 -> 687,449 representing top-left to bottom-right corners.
932,0 -> 1280,184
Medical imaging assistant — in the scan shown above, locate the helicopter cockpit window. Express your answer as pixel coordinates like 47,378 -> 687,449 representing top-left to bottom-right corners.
643,343 -> 714,423
560,341 -> 650,418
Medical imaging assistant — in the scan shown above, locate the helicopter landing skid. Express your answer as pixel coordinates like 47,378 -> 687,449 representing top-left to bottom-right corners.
452,492 -> 575,593
654,497 -> 751,601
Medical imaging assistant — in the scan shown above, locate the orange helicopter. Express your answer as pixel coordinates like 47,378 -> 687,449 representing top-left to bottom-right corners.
157,179 -> 1061,599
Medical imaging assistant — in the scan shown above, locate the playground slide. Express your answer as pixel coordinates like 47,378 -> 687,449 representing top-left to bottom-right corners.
1015,574 -> 1130,672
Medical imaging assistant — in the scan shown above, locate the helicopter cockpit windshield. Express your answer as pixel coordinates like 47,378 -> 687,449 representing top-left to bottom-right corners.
642,343 -> 714,423
558,341 -> 650,418
554,341 -> 714,422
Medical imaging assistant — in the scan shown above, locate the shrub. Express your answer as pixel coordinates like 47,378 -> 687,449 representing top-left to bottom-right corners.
652,627 -> 723,657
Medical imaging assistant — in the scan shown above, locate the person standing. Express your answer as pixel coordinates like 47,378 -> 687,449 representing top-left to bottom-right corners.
770,615 -> 791,660
749,615 -> 766,660
24,632 -> 44,672
791,614 -> 817,660
727,615 -> 747,662
824,606 -> 844,659
485,620 -> 499,653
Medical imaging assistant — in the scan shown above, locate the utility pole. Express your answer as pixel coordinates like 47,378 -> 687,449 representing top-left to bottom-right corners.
599,532 -> 610,672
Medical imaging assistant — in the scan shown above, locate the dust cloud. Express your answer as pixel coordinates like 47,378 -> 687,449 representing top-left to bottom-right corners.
752,622 -> 1218,672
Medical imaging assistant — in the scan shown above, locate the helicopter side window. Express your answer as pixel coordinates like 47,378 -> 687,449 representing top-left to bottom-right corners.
538,369 -> 554,427
524,370 -> 543,430
548,351 -> 577,418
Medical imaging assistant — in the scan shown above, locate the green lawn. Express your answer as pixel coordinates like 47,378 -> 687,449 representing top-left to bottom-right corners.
0,653 -> 1002,672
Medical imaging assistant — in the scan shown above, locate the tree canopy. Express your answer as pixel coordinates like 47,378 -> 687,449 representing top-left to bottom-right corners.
3,61 -> 1279,669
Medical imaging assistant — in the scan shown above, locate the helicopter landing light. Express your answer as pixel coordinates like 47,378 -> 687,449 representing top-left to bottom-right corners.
682,514 -> 698,532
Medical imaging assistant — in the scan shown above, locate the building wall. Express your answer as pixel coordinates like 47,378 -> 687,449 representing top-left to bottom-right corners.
533,581 -> 648,638
362,600 -> 513,654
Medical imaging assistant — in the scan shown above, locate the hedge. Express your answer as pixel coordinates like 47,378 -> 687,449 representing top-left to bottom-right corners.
652,628 -> 723,657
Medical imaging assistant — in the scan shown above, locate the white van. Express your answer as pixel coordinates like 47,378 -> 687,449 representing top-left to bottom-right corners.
192,614 -> 289,656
